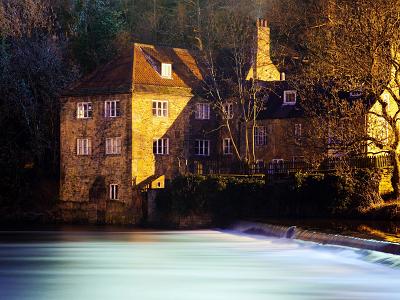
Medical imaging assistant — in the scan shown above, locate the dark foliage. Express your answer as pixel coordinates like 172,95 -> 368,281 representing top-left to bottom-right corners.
156,172 -> 382,224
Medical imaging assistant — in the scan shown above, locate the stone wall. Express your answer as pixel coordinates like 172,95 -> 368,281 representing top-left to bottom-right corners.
60,93 -> 141,221
131,91 -> 219,188
241,117 -> 315,163
131,90 -> 192,187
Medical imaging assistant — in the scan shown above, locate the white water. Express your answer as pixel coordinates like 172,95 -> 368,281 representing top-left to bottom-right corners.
0,230 -> 400,300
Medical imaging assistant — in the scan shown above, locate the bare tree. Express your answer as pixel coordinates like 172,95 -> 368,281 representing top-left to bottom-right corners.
296,0 -> 400,197
196,1 -> 277,163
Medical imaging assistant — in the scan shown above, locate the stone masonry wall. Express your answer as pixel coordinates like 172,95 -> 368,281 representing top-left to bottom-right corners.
60,93 -> 142,223
132,90 -> 195,187
242,118 -> 314,164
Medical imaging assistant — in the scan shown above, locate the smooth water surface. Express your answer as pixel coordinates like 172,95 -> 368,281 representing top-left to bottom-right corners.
0,229 -> 400,300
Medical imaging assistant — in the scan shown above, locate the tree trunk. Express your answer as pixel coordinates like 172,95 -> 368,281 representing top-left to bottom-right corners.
391,152 -> 400,199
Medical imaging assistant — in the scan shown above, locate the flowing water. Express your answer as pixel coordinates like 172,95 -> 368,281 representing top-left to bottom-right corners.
0,228 -> 400,300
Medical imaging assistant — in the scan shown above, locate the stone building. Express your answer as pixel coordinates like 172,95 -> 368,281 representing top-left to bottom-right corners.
60,43 -> 218,222
59,18 -> 314,222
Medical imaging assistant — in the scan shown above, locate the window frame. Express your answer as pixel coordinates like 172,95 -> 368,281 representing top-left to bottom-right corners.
153,138 -> 169,155
106,137 -> 122,155
283,90 -> 297,105
76,138 -> 92,156
254,126 -> 267,146
77,102 -> 93,119
195,103 -> 210,120
269,158 -> 285,174
223,138 -> 233,155
152,100 -> 168,117
161,63 -> 172,79
195,139 -> 210,156
104,100 -> 121,118
109,184 -> 119,200
223,102 -> 234,119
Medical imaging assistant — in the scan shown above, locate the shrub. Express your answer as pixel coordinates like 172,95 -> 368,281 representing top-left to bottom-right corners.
155,171 -> 382,222
155,175 -> 265,220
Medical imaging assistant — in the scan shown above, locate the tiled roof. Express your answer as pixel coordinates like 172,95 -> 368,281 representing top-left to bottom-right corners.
63,50 -> 134,96
63,43 -> 204,97
133,43 -> 203,90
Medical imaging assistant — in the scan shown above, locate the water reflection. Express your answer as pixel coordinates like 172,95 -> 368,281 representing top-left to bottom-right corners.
0,229 -> 400,300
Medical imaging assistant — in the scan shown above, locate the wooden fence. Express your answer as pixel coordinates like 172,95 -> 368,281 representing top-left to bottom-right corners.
188,154 -> 394,177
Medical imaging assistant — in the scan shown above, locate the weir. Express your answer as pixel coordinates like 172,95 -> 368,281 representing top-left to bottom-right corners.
231,221 -> 400,255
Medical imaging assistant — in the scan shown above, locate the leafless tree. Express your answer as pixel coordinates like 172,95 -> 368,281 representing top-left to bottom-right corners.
196,0 -> 275,163
295,0 -> 400,197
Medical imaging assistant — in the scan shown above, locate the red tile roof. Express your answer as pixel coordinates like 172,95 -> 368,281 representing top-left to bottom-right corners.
63,43 -> 204,96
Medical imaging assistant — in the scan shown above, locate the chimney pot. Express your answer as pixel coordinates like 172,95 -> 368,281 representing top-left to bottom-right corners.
258,18 -> 267,27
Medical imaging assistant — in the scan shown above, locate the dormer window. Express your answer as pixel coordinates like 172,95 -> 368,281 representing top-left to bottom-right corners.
161,63 -> 172,79
350,90 -> 363,98
283,90 -> 297,105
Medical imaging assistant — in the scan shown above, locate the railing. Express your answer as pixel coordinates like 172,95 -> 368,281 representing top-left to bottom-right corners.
188,154 -> 394,177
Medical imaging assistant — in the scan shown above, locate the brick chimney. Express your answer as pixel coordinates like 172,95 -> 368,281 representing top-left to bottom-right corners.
246,18 -> 280,81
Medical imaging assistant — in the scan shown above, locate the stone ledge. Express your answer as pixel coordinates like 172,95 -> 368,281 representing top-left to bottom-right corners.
231,221 -> 400,255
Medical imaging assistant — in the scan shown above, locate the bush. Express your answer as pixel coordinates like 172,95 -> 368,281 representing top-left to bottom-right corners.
155,175 -> 265,220
155,171 -> 382,223
293,169 -> 382,215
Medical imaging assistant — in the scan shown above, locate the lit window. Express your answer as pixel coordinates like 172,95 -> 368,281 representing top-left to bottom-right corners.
223,138 -> 233,155
161,63 -> 172,79
254,126 -> 267,146
223,103 -> 234,119
110,184 -> 119,200
195,140 -> 210,156
152,100 -> 168,117
77,102 -> 92,119
196,103 -> 210,120
283,90 -> 297,105
106,137 -> 122,155
104,100 -> 120,117
76,138 -> 91,155
153,138 -> 169,155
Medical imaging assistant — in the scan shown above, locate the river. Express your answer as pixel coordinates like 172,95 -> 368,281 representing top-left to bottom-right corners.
0,228 -> 399,300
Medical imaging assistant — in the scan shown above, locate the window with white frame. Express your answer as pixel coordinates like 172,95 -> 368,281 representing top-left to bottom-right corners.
153,138 -> 169,155
77,102 -> 93,119
110,184 -> 119,200
223,138 -> 233,155
270,159 -> 285,174
152,100 -> 168,117
223,103 -> 234,119
106,137 -> 122,155
350,90 -> 363,98
76,138 -> 91,155
254,126 -> 267,146
195,103 -> 210,120
195,140 -> 210,156
161,63 -> 172,79
283,90 -> 297,105
104,100 -> 120,117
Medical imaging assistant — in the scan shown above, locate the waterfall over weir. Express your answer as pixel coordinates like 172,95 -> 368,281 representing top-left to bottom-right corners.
1,229 -> 400,299
231,221 -> 400,256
